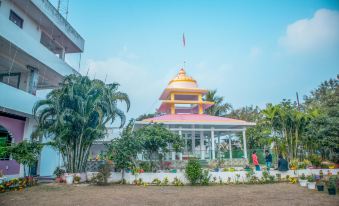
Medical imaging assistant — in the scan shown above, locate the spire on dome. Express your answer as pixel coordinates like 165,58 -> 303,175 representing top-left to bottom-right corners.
168,68 -> 197,86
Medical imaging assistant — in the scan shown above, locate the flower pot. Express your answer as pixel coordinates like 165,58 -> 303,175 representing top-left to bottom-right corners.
307,182 -> 316,190
299,179 -> 307,187
328,188 -> 336,195
65,174 -> 74,185
55,177 -> 62,183
317,185 -> 324,191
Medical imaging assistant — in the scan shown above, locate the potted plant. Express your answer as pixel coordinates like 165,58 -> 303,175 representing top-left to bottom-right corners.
316,180 -> 324,191
327,176 -> 337,195
299,173 -> 307,187
74,175 -> 81,184
307,175 -> 316,189
53,167 -> 65,183
289,159 -> 298,170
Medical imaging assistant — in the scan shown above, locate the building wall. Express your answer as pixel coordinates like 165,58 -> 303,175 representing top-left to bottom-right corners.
0,115 -> 25,175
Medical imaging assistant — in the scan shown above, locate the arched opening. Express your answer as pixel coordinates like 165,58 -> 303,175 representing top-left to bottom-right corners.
0,125 -> 12,160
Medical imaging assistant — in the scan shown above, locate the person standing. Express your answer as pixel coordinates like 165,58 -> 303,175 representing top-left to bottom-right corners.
252,151 -> 260,171
265,150 -> 272,172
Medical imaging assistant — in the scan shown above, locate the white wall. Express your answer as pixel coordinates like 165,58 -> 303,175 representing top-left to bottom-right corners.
88,169 -> 339,184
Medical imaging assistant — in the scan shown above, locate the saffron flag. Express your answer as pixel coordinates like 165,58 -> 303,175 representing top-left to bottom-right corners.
182,33 -> 186,47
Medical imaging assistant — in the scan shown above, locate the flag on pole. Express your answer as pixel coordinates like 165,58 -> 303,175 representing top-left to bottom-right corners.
182,33 -> 186,47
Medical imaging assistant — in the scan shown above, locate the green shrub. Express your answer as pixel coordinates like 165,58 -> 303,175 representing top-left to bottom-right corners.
308,154 -> 322,167
201,170 -> 211,185
172,177 -> 184,186
139,161 -> 152,172
185,159 -> 202,185
92,163 -> 112,185
161,177 -> 169,186
152,178 -> 161,186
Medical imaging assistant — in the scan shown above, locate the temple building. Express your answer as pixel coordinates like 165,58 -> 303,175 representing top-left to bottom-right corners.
135,69 -> 255,162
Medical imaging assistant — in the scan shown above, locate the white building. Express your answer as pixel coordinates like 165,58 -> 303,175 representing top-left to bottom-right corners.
0,0 -> 84,178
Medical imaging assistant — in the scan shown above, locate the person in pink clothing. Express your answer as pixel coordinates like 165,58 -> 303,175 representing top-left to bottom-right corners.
252,151 -> 260,171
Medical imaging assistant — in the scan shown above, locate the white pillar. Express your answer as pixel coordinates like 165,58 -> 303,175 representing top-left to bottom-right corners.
200,131 -> 205,160
229,135 -> 232,160
242,130 -> 248,160
192,125 -> 195,157
179,128 -> 183,160
171,151 -> 176,160
211,127 -> 215,160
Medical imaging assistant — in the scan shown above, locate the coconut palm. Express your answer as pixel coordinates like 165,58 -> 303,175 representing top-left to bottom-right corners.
204,90 -> 232,116
32,75 -> 130,173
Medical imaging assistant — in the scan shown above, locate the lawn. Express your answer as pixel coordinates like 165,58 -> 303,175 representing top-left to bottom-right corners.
0,183 -> 338,206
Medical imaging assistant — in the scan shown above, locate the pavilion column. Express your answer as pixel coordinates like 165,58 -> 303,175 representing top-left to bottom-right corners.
242,130 -> 248,160
218,133 -> 221,159
179,128 -> 183,160
171,143 -> 176,160
211,127 -> 215,160
192,125 -> 195,157
200,131 -> 204,160
229,135 -> 232,160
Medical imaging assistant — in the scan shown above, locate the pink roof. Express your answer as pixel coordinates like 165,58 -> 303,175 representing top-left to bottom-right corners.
142,114 -> 253,124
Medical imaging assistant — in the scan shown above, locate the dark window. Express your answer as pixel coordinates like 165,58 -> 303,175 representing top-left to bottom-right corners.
0,72 -> 21,88
0,125 -> 12,161
9,10 -> 23,28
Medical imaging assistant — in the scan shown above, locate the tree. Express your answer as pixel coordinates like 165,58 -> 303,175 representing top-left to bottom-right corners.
107,121 -> 141,182
10,141 -> 43,177
304,77 -> 339,162
32,74 -> 130,173
135,113 -> 157,121
136,124 -> 184,171
227,106 -> 271,149
204,90 -> 232,116
262,100 -> 310,160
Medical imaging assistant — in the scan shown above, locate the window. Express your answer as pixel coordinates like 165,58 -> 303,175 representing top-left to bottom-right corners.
0,125 -> 12,161
0,73 -> 21,88
9,10 -> 23,28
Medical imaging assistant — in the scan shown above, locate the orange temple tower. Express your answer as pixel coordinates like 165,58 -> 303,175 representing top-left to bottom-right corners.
158,68 -> 214,115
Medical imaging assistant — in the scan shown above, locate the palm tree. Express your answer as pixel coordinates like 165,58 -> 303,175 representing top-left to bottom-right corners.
32,75 -> 130,173
204,90 -> 232,116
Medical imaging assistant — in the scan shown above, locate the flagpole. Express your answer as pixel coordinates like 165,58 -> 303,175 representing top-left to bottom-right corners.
182,32 -> 186,69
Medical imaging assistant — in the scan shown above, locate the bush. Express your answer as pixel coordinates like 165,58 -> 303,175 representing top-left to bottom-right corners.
185,159 -> 202,185
309,154 -> 322,167
92,163 -> 112,185
139,161 -> 152,172
152,178 -> 161,186
172,177 -> 184,186
161,177 -> 169,186
200,170 -> 211,185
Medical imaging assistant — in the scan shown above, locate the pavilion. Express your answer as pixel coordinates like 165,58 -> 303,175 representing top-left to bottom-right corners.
134,69 -> 255,162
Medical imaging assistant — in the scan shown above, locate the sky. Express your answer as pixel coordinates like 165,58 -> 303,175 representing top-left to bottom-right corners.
50,0 -> 339,122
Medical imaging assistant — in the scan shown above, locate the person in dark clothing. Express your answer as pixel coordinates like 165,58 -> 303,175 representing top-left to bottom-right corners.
265,150 -> 272,172
277,154 -> 289,171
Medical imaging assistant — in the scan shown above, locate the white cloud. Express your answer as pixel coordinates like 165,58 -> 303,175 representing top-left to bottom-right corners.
279,9 -> 339,53
84,57 -> 169,121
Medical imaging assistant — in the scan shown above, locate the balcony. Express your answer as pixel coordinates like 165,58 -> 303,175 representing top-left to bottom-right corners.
12,0 -> 84,53
0,82 -> 40,116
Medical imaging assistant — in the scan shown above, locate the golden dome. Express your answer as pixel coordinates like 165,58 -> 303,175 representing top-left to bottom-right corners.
168,69 -> 197,88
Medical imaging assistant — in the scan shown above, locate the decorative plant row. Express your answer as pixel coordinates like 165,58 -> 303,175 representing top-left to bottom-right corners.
0,176 -> 38,193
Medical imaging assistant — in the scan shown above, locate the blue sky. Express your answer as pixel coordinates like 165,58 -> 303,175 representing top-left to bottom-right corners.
51,0 -> 339,120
